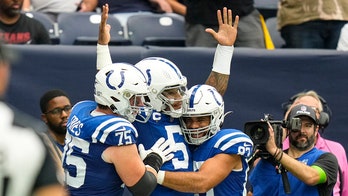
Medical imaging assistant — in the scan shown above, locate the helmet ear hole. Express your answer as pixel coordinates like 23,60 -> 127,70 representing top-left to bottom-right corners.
111,96 -> 119,103
110,104 -> 117,113
105,70 -> 112,76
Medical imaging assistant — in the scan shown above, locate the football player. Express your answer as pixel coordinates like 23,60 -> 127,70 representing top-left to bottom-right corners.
96,4 -> 238,195
62,63 -> 174,196
157,84 -> 253,195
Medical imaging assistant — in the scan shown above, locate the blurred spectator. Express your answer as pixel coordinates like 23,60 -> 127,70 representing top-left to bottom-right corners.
39,89 -> 71,152
0,0 -> 51,44
167,0 -> 265,48
166,0 -> 185,16
39,89 -> 72,182
0,40 -> 66,196
254,0 -> 278,19
22,0 -> 81,21
79,0 -> 172,14
278,0 -> 348,49
337,23 -> 348,51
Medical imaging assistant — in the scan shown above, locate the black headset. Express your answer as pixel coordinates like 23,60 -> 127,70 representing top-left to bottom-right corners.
281,93 -> 332,131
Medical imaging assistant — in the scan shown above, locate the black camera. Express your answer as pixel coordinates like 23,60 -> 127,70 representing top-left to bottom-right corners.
245,114 -> 293,194
244,114 -> 285,159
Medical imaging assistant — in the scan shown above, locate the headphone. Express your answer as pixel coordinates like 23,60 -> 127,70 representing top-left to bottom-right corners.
281,93 -> 332,131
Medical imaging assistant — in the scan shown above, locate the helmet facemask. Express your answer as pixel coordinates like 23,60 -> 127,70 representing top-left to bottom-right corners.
180,112 -> 220,145
109,91 -> 152,123
180,84 -> 225,145
159,84 -> 187,118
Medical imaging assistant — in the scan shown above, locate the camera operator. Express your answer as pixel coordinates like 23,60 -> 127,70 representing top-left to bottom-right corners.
282,91 -> 348,196
248,104 -> 338,196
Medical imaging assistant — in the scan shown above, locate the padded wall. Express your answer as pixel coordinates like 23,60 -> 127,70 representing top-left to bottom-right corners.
6,45 -> 348,156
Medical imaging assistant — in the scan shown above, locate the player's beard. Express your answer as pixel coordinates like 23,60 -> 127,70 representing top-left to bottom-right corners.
289,132 -> 315,151
47,121 -> 67,136
3,3 -> 21,18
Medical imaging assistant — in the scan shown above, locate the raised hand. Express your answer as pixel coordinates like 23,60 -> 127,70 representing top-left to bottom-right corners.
138,137 -> 175,164
98,3 -> 111,45
205,7 -> 239,46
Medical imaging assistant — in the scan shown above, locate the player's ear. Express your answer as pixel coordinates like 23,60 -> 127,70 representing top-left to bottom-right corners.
41,113 -> 48,124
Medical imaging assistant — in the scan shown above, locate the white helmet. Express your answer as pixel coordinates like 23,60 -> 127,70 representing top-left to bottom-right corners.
135,57 -> 187,118
180,84 -> 225,145
94,63 -> 152,122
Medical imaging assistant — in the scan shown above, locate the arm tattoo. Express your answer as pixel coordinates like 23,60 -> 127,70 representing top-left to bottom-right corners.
205,71 -> 229,96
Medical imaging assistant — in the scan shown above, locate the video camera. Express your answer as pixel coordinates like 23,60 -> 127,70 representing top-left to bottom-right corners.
244,114 -> 294,194
244,114 -> 286,160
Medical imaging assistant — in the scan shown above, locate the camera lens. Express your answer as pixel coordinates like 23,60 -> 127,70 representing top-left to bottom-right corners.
251,125 -> 266,140
244,121 -> 269,145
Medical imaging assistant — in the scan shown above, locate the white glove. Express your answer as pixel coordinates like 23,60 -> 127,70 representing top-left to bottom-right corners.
138,137 -> 175,164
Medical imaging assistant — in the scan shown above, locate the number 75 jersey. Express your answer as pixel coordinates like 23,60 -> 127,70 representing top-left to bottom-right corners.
62,100 -> 138,196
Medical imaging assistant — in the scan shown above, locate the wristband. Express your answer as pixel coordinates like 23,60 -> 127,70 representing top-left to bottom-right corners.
143,152 -> 163,172
157,170 -> 165,185
272,148 -> 279,157
212,44 -> 234,75
276,150 -> 284,162
96,44 -> 112,70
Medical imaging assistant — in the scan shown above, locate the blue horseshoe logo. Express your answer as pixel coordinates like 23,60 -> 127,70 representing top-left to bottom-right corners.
106,70 -> 125,90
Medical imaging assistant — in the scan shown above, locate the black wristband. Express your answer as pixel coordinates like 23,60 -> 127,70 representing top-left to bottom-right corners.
143,152 -> 163,172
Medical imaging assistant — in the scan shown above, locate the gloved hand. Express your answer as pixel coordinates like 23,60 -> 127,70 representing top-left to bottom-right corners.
138,137 -> 175,164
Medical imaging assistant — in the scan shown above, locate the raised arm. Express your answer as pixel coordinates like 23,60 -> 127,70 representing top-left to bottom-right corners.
96,4 -> 112,71
205,7 -> 239,96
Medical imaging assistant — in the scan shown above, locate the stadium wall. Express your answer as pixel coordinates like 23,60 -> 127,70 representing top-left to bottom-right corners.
6,45 -> 348,155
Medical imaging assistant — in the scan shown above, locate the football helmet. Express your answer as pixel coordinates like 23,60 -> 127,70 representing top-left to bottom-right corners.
180,84 -> 224,145
94,63 -> 152,122
135,57 -> 187,118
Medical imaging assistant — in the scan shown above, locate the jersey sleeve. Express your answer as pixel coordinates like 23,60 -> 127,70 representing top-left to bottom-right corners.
213,129 -> 254,159
88,117 -> 138,146
313,152 -> 338,186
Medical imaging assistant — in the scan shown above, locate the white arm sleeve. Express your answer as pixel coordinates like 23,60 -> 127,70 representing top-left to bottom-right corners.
212,44 -> 234,75
96,44 -> 113,70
